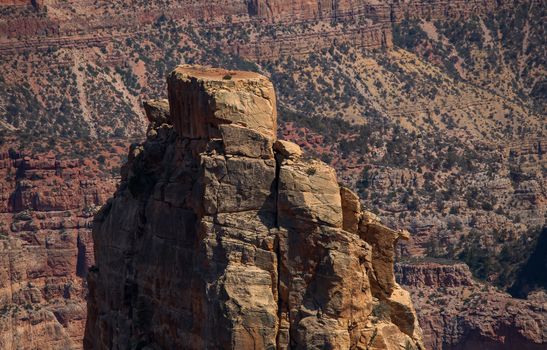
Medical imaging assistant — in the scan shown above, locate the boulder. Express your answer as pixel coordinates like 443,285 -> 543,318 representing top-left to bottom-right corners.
277,159 -> 342,230
274,140 -> 302,159
219,124 -> 274,159
143,99 -> 170,125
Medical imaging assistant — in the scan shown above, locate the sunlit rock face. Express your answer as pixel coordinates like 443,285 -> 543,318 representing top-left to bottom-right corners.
84,65 -> 424,350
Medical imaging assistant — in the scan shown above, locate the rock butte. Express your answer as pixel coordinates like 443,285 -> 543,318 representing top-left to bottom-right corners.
84,65 -> 424,349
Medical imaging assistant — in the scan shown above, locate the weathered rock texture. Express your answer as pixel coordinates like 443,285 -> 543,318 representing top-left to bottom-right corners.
84,65 -> 424,349
396,261 -> 547,350
0,0 -> 515,62
0,145 -> 118,349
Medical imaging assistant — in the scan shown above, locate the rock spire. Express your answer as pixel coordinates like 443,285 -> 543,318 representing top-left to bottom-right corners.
84,65 -> 424,350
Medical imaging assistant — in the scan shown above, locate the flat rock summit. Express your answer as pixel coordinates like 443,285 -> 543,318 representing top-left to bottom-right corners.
84,65 -> 424,349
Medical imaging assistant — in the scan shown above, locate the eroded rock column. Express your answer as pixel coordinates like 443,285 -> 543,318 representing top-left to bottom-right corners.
85,65 -> 424,350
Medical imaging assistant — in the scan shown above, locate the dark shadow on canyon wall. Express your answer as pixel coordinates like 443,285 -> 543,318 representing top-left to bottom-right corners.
509,226 -> 547,298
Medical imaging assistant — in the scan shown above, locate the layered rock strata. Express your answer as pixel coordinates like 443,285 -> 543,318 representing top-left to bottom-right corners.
1,1 -> 509,60
396,261 -> 547,350
84,65 -> 424,349
0,148 -> 117,349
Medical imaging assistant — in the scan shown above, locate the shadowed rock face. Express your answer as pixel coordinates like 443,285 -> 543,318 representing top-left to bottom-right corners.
84,65 -> 424,350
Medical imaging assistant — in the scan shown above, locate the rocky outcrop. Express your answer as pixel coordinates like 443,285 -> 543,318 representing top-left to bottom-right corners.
246,0 -> 368,22
0,146 -> 118,349
232,23 -> 392,61
396,261 -> 547,350
390,0 -> 499,23
395,260 -> 474,288
0,1 -> 32,6
84,65 -> 424,349
142,99 -> 170,128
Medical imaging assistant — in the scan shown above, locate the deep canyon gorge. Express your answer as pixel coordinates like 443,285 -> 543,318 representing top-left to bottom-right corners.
0,0 -> 545,349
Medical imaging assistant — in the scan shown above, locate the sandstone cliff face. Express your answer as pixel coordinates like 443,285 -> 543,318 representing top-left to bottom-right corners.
0,0 -> 392,59
396,261 -> 547,350
0,0 -> 516,60
247,0 -> 372,22
0,146 -> 118,349
390,0 -> 499,22
85,65 -> 424,349
395,261 -> 474,288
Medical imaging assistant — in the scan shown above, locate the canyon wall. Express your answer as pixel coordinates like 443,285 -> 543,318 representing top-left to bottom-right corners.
1,1 -> 543,349
396,261 -> 547,350
0,146 -> 117,349
247,0 -> 372,22
84,65 -> 424,349
0,1 -> 516,60
390,0 -> 499,22
0,1 -> 32,6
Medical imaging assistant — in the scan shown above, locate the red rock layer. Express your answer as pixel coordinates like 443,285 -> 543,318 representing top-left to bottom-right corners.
0,0 -> 30,6
390,0 -> 499,22
396,261 -> 547,350
0,0 -> 516,60
0,143 -> 117,349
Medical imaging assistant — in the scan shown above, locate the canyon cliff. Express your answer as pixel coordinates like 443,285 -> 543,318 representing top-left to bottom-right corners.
0,0 -> 506,62
84,65 -> 424,349
1,0 -> 545,349
0,144 -> 118,349
396,261 -> 547,350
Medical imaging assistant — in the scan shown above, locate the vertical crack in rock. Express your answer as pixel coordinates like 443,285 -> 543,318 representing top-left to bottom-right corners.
272,148 -> 283,348
85,65 -> 424,350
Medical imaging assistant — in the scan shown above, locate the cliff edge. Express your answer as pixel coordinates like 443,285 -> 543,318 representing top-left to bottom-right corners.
84,65 -> 424,349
